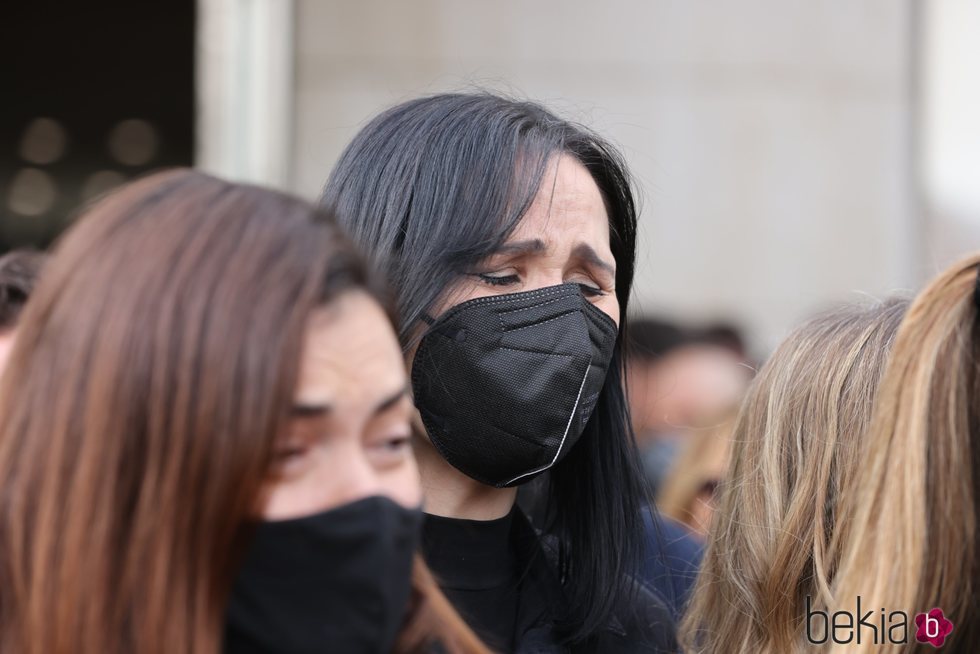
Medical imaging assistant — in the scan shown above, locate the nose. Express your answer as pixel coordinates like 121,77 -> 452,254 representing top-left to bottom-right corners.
313,441 -> 385,508
525,269 -> 565,292
323,448 -> 386,509
326,450 -> 422,510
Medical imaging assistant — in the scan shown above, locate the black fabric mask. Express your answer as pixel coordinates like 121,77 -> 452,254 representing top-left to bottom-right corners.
411,282 -> 618,488
224,495 -> 422,654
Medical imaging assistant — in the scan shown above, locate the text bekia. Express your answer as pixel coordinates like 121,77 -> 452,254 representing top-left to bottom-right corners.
806,596 -> 908,645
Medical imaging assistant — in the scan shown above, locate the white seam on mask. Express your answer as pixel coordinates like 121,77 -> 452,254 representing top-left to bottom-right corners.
503,358 -> 591,486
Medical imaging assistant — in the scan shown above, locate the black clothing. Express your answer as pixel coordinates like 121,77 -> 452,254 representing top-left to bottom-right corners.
422,507 -> 677,653
423,511 -> 521,652
518,476 -> 703,621
639,509 -> 703,620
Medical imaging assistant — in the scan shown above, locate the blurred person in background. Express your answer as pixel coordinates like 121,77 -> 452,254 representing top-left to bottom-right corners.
0,170 -> 488,654
681,298 -> 908,654
323,92 -> 676,652
628,320 -> 747,619
626,319 -> 750,497
827,255 -> 980,654
0,249 -> 46,374
656,415 -> 734,540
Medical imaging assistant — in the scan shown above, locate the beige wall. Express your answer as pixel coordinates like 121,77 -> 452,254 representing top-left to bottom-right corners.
923,0 -> 980,273
288,0 -> 917,353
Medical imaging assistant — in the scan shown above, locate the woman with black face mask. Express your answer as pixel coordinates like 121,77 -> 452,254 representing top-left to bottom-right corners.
322,93 -> 678,653
0,170 -> 489,654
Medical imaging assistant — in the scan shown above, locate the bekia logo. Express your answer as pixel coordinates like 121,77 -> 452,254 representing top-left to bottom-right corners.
806,597 -> 955,647
915,608 -> 954,648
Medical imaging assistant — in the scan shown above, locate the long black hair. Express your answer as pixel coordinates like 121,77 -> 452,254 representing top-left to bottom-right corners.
322,92 -> 649,643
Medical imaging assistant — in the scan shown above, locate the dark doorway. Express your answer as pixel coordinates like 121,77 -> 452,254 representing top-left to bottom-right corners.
0,0 -> 195,251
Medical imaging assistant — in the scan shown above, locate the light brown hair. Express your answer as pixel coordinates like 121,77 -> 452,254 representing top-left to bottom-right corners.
682,299 -> 908,653
657,416 -> 734,537
829,255 -> 980,653
0,170 -> 488,654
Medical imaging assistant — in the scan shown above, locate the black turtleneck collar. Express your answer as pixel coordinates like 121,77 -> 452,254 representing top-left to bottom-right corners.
422,507 -> 518,590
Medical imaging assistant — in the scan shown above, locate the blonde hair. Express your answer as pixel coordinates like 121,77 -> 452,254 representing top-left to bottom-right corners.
657,417 -> 734,536
828,255 -> 980,653
681,298 -> 908,653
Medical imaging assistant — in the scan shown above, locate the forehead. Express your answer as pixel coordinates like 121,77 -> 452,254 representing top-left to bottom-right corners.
511,154 -> 610,248
295,292 -> 405,406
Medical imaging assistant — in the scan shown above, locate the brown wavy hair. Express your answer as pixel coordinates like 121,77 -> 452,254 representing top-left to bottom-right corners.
0,170 -> 488,654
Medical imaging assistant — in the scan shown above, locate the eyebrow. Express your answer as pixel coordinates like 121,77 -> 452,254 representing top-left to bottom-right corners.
290,386 -> 408,419
492,239 -> 547,256
373,386 -> 409,415
571,244 -> 616,277
291,402 -> 332,418
489,239 -> 615,277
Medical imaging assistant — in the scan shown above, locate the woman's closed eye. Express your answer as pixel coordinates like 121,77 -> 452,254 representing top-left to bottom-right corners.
473,272 -> 606,295
367,431 -> 413,468
575,282 -> 606,297
274,445 -> 308,461
473,271 -> 521,287
269,441 -> 313,478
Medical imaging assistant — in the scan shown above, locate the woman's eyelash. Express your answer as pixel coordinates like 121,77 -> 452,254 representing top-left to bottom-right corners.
476,273 -> 606,297
384,436 -> 412,450
577,283 -> 606,297
476,273 -> 520,286
472,274 -> 606,296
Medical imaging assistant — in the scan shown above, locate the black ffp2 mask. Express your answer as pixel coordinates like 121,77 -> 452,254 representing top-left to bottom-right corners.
411,283 -> 619,488
223,496 -> 422,654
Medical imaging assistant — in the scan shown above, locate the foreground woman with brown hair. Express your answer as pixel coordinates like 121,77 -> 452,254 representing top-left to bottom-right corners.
682,299 -> 907,653
0,170 -> 488,654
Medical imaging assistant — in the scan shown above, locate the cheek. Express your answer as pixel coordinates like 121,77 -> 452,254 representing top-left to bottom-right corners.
595,294 -> 620,327
429,278 -> 488,318
385,456 -> 423,509
260,474 -> 337,521
0,334 -> 15,374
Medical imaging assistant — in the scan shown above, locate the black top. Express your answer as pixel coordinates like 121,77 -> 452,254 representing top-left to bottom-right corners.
422,507 -> 677,653
422,511 -> 522,651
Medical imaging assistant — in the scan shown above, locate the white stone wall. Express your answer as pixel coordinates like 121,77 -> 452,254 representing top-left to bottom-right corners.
288,0 -> 917,354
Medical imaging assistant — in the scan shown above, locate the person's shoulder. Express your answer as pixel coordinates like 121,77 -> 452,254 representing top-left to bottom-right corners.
639,507 -> 703,619
514,508 -> 679,653
643,508 -> 703,567
604,577 -> 678,653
